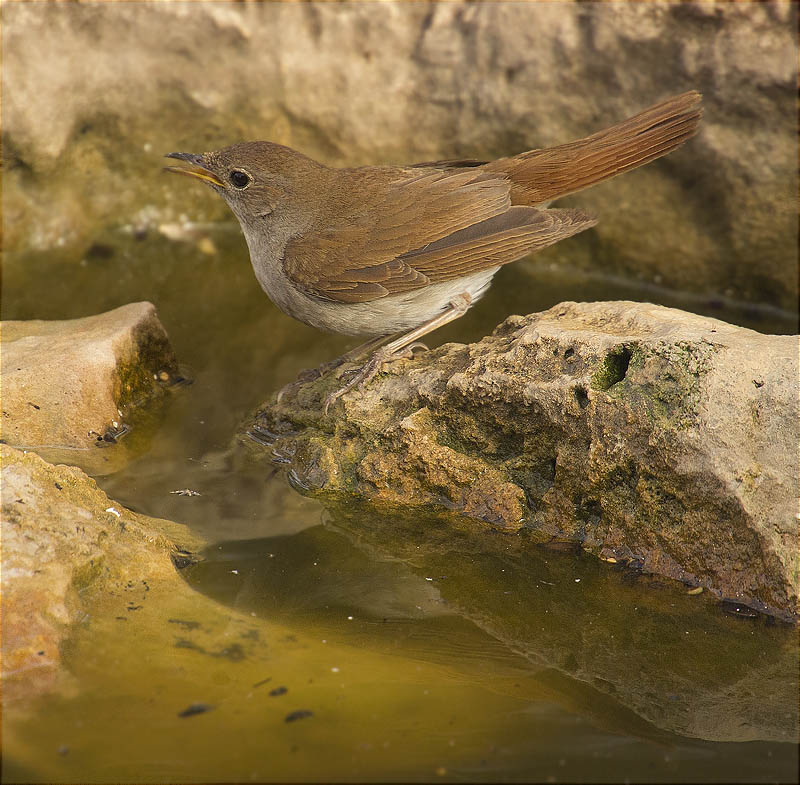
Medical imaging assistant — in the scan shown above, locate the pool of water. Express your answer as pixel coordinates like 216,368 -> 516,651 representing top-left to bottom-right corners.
3,226 -> 798,782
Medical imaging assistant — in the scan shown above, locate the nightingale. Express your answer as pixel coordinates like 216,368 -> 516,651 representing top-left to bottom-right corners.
166,91 -> 702,413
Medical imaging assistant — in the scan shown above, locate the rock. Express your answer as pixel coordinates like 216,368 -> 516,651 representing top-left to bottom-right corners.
1,302 -> 179,471
3,2 -> 797,311
247,301 -> 799,621
0,444 -> 205,705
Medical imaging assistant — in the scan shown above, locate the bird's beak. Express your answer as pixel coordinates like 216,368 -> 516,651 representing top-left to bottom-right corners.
163,152 -> 225,187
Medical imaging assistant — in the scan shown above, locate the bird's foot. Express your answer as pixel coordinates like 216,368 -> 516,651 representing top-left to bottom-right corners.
322,342 -> 429,415
276,357 -> 345,403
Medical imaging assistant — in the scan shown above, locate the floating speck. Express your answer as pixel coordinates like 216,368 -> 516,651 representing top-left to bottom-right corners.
178,703 -> 214,718
284,709 -> 313,723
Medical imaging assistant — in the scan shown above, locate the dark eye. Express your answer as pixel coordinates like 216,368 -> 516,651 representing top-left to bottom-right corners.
229,170 -> 250,189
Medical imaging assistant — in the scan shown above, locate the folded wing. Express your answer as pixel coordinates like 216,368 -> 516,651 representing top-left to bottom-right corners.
284,167 -> 595,304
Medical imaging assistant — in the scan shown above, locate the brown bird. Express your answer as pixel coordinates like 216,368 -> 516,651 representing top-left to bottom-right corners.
166,90 -> 702,412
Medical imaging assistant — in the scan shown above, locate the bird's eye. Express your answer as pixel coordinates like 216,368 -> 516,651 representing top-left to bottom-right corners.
229,170 -> 251,189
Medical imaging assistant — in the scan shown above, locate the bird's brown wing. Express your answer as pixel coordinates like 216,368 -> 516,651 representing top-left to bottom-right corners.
283,168 -> 594,304
283,167 -> 511,303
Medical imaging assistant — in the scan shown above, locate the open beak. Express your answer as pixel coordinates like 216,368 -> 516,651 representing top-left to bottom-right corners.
163,152 -> 225,187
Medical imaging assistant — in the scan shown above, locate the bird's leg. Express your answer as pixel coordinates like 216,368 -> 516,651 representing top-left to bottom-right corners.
276,334 -> 390,403
323,293 -> 472,414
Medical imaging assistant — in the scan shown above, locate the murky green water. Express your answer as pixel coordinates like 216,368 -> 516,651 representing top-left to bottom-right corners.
3,226 -> 798,782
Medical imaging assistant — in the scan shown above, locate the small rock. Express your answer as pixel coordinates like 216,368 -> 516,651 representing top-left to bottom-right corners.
1,302 -> 178,453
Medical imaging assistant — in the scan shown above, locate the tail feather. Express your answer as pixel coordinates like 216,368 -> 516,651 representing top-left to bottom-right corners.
485,91 -> 703,205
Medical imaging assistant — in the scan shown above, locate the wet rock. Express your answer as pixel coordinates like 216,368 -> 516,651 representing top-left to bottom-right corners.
3,2 -> 796,311
1,302 -> 178,469
248,301 -> 799,621
0,444 -> 205,705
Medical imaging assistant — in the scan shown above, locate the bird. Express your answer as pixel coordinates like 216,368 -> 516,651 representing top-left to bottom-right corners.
165,90 -> 702,413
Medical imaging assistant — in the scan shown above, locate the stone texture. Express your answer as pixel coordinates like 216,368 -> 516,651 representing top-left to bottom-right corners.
1,302 -> 178,458
2,1 -> 797,311
248,301 -> 799,621
0,444 -> 206,705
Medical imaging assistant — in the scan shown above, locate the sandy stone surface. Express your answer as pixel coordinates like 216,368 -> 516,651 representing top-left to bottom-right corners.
3,2 -> 797,310
1,302 -> 178,455
0,444 -> 206,705
250,301 -> 799,621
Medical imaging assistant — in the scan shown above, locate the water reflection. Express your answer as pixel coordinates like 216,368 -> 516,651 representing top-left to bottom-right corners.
185,505 -> 798,746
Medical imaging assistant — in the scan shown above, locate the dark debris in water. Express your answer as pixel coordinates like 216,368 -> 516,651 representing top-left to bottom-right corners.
269,686 -> 288,697
284,709 -> 313,723
171,549 -> 199,570
178,703 -> 215,718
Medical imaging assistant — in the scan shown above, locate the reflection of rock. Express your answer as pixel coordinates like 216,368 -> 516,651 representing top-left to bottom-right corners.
0,444 -> 205,705
321,502 -> 799,743
3,2 -> 796,310
250,301 -> 799,621
1,302 -> 178,472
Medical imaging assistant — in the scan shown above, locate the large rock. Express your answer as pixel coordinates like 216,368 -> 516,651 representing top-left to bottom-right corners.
2,2 -> 797,311
1,302 -> 178,472
248,301 -> 799,621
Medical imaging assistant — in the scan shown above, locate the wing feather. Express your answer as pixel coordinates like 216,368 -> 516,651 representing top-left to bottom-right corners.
283,167 -> 514,302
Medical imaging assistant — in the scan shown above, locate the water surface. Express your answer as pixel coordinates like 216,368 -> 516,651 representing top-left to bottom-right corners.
3,226 -> 798,782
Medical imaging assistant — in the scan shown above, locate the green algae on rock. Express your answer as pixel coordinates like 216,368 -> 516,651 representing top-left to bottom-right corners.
245,301 -> 799,622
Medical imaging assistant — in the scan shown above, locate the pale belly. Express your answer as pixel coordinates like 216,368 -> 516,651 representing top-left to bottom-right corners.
254,263 -> 500,337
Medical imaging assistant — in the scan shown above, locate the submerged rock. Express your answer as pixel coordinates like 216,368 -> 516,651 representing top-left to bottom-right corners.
248,301 -> 799,621
1,302 -> 178,470
0,444 -> 205,705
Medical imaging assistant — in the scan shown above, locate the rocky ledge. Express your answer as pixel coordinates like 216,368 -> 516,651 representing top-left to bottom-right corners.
1,302 -> 179,473
247,301 -> 799,622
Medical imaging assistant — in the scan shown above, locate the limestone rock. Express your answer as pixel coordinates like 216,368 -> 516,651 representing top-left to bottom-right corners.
1,302 -> 178,463
248,301 -> 799,621
2,2 -> 797,311
0,444 -> 205,705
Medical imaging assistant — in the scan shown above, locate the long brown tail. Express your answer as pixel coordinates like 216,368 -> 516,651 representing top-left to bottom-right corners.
484,91 -> 703,205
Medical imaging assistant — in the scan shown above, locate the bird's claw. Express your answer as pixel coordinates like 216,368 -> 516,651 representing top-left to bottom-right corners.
276,357 -> 348,403
322,342 -> 430,414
